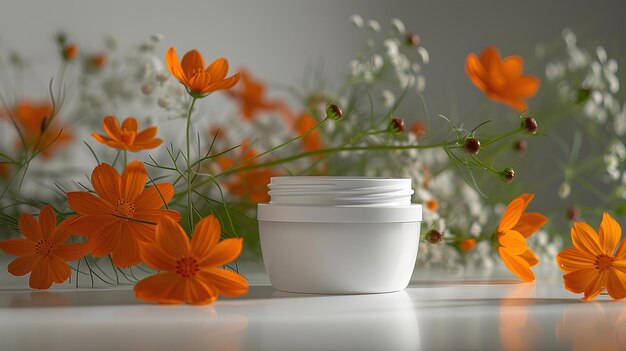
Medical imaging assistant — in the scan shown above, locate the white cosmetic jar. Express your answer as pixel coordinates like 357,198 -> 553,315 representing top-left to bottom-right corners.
258,176 -> 422,294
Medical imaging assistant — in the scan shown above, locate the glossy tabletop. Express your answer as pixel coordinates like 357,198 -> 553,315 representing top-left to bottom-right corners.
0,263 -> 624,351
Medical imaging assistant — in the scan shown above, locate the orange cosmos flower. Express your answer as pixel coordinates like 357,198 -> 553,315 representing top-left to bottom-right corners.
0,205 -> 87,289
67,161 -> 181,267
294,112 -> 324,153
92,115 -> 163,152
13,100 -> 72,158
496,193 -> 548,282
62,44 -> 78,61
224,69 -> 286,120
466,46 -> 540,112
166,47 -> 240,97
556,212 -> 626,300
135,215 -> 248,305
459,239 -> 476,252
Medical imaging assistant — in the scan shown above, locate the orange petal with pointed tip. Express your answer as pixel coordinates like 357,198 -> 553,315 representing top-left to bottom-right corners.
181,49 -> 205,79
91,163 -> 121,204
199,267 -> 249,297
135,127 -> 158,143
466,54 -> 488,92
507,76 -> 540,98
68,192 -> 114,215
54,243 -> 88,261
38,205 -> 56,238
479,46 -> 501,70
498,230 -> 527,255
519,249 -> 539,267
191,214 -> 221,259
206,58 -> 228,81
166,48 -> 187,84
0,238 -> 35,256
121,161 -> 146,202
134,183 -> 174,210
139,242 -> 176,271
556,247 -> 595,273
48,255 -> 72,283
134,271 -> 183,303
103,115 -> 121,140
199,237 -> 243,267
111,229 -> 141,267
583,270 -> 607,300
155,216 -> 191,258
571,222 -> 603,257
29,260 -> 53,289
498,247 -> 535,282
599,212 -> 621,255
121,117 -> 138,132
187,278 -> 219,305
202,73 -> 240,93
498,197 -> 526,232
18,213 -> 42,241
607,270 -> 626,299
511,212 -> 548,238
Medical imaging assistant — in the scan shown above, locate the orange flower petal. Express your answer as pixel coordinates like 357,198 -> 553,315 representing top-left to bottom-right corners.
506,76 -> 540,99
498,247 -> 535,282
134,209 -> 181,223
139,242 -> 176,271
48,255 -> 72,283
103,115 -> 121,140
498,230 -> 527,255
199,268 -> 248,297
187,278 -> 218,305
121,117 -> 138,132
7,254 -> 40,276
54,243 -> 87,261
563,268 -> 596,294
69,215 -> 114,235
87,221 -> 122,257
206,58 -> 228,81
155,216 -> 191,258
199,238 -> 243,267
584,270 -> 607,300
38,205 -> 56,238
121,160 -> 147,202
519,249 -> 539,267
18,213 -> 42,241
128,221 -> 156,242
556,247 -> 595,273
134,183 -> 174,210
599,212 -> 621,255
111,229 -> 141,267
465,53 -> 488,91
132,138 -> 163,150
500,55 -> 523,79
134,271 -> 183,303
68,192 -> 114,215
479,46 -> 500,71
498,195 -> 528,232
191,214 -> 220,259
134,127 -> 158,143
49,216 -> 77,244
91,163 -> 121,204
511,212 -> 548,238
181,49 -> 205,79
202,73 -> 240,93
91,133 -> 115,146
165,48 -> 187,85
571,222 -> 603,256
189,71 -> 212,92
607,269 -> 626,299
29,259 -> 53,289
616,240 -> 626,261
0,238 -> 35,256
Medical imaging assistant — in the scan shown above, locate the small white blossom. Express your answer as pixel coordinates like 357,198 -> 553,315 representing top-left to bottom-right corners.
390,18 -> 406,34
366,20 -> 381,32
350,15 -> 364,28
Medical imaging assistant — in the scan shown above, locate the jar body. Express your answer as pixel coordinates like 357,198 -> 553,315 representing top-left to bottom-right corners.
259,220 -> 420,294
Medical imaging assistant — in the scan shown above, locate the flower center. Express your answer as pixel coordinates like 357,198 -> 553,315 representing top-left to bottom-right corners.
176,257 -> 199,278
35,239 -> 55,258
595,254 -> 614,271
114,199 -> 135,218
119,129 -> 136,145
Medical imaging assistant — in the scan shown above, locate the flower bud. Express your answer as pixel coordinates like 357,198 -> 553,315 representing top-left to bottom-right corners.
157,97 -> 171,108
463,137 -> 481,155
427,229 -> 443,244
389,117 -> 405,134
326,104 -> 343,121
40,116 -> 48,133
567,207 -> 580,220
522,116 -> 538,134
459,239 -> 476,252
514,139 -> 527,154
141,83 -> 154,95
407,33 -> 421,47
63,44 -> 78,61
89,53 -> 106,70
156,73 -> 169,83
501,167 -> 515,183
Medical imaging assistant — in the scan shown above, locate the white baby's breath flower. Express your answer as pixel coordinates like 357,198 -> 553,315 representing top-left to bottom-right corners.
417,47 -> 429,64
350,15 -> 364,28
366,20 -> 381,32
381,89 -> 395,109
390,18 -> 406,34
558,182 -> 571,199
416,75 -> 426,93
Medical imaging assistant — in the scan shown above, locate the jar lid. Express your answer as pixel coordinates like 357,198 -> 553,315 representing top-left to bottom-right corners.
257,203 -> 422,223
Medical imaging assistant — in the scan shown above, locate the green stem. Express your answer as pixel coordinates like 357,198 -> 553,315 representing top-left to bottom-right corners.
482,127 -> 525,147
186,97 -> 198,231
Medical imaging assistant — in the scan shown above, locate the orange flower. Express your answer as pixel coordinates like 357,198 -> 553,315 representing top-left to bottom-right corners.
89,53 -> 106,69
556,212 -> 626,300
166,47 -> 240,97
67,161 -> 181,267
92,115 -> 163,152
63,44 -> 78,61
466,46 -> 540,112
0,205 -> 87,289
13,100 -> 72,158
225,69 -> 285,120
496,193 -> 548,282
294,112 -> 324,153
410,121 -> 427,136
217,141 -> 281,203
459,239 -> 476,252
135,215 -> 248,304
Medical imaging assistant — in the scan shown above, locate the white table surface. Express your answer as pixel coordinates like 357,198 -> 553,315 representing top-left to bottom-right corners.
0,260 -> 624,351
